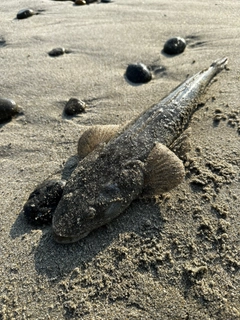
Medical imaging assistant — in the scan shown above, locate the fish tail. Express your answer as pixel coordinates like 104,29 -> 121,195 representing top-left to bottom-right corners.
210,57 -> 228,71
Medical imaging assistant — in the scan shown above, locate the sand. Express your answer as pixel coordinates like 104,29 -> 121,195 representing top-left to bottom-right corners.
0,0 -> 240,319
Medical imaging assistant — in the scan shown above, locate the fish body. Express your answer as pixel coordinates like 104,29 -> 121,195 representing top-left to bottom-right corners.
53,57 -> 228,243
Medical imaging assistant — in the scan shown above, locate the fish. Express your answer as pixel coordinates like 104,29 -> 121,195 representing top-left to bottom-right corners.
52,57 -> 228,243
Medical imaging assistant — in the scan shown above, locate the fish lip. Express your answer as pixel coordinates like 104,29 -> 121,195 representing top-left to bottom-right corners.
53,230 -> 89,244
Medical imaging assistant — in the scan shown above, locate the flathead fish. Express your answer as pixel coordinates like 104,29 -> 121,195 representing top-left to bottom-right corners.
53,57 -> 228,243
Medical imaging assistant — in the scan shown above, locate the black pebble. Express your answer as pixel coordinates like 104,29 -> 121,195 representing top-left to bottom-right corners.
17,8 -> 35,19
48,47 -> 66,57
0,98 -> 20,123
101,0 -> 112,2
126,63 -> 152,84
163,37 -> 186,55
23,179 -> 66,225
64,98 -> 86,116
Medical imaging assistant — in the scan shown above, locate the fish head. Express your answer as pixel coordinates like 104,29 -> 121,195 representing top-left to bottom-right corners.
52,160 -> 145,243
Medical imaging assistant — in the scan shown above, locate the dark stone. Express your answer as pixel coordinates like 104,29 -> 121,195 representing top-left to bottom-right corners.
163,37 -> 186,55
75,0 -> 87,5
23,179 -> 66,225
48,47 -> 66,57
17,9 -> 35,19
64,98 -> 87,116
125,63 -> 152,84
0,98 -> 20,123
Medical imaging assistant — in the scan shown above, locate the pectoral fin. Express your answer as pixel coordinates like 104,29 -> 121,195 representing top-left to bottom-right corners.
78,125 -> 121,159
142,142 -> 185,196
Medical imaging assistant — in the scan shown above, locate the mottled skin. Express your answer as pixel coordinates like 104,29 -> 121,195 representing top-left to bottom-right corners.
53,57 -> 228,243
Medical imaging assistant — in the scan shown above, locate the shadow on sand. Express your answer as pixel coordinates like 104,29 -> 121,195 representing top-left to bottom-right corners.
10,152 -> 165,281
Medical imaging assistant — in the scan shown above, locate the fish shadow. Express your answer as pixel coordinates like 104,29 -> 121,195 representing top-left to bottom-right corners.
10,151 -> 165,281
10,210 -> 39,239
32,199 -> 165,280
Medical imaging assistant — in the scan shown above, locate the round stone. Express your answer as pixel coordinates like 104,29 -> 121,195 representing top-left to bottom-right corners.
0,98 -> 20,122
48,47 -> 66,57
64,98 -> 87,116
163,37 -> 186,55
23,179 -> 66,225
75,0 -> 86,5
17,9 -> 35,19
125,63 -> 152,84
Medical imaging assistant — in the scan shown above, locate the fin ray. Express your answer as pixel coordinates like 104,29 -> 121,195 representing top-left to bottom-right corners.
143,142 -> 185,196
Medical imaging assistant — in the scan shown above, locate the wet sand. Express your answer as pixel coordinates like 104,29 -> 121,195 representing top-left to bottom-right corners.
0,0 -> 240,319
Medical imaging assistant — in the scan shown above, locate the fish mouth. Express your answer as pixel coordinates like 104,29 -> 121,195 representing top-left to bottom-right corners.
53,230 -> 90,244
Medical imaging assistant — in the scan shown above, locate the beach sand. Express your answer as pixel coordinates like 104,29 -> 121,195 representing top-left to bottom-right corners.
0,0 -> 239,319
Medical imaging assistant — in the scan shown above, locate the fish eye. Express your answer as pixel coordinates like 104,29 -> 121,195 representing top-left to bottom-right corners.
96,183 -> 121,208
87,207 -> 96,220
102,183 -> 120,196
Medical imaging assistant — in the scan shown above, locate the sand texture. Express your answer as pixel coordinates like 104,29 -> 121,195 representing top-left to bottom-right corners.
0,0 -> 240,319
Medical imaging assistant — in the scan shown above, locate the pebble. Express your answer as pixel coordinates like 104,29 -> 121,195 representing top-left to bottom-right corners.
17,8 -> 35,19
163,37 -> 186,55
23,179 -> 66,225
75,0 -> 86,5
0,98 -> 20,122
125,63 -> 152,84
64,98 -> 87,116
48,47 -> 66,57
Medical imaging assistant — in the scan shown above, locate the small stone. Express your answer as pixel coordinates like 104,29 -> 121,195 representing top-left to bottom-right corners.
75,0 -> 86,5
0,98 -> 20,122
23,179 -> 66,225
125,63 -> 152,84
163,37 -> 186,55
48,47 -> 66,57
64,98 -> 87,116
17,8 -> 35,19
101,0 -> 112,2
